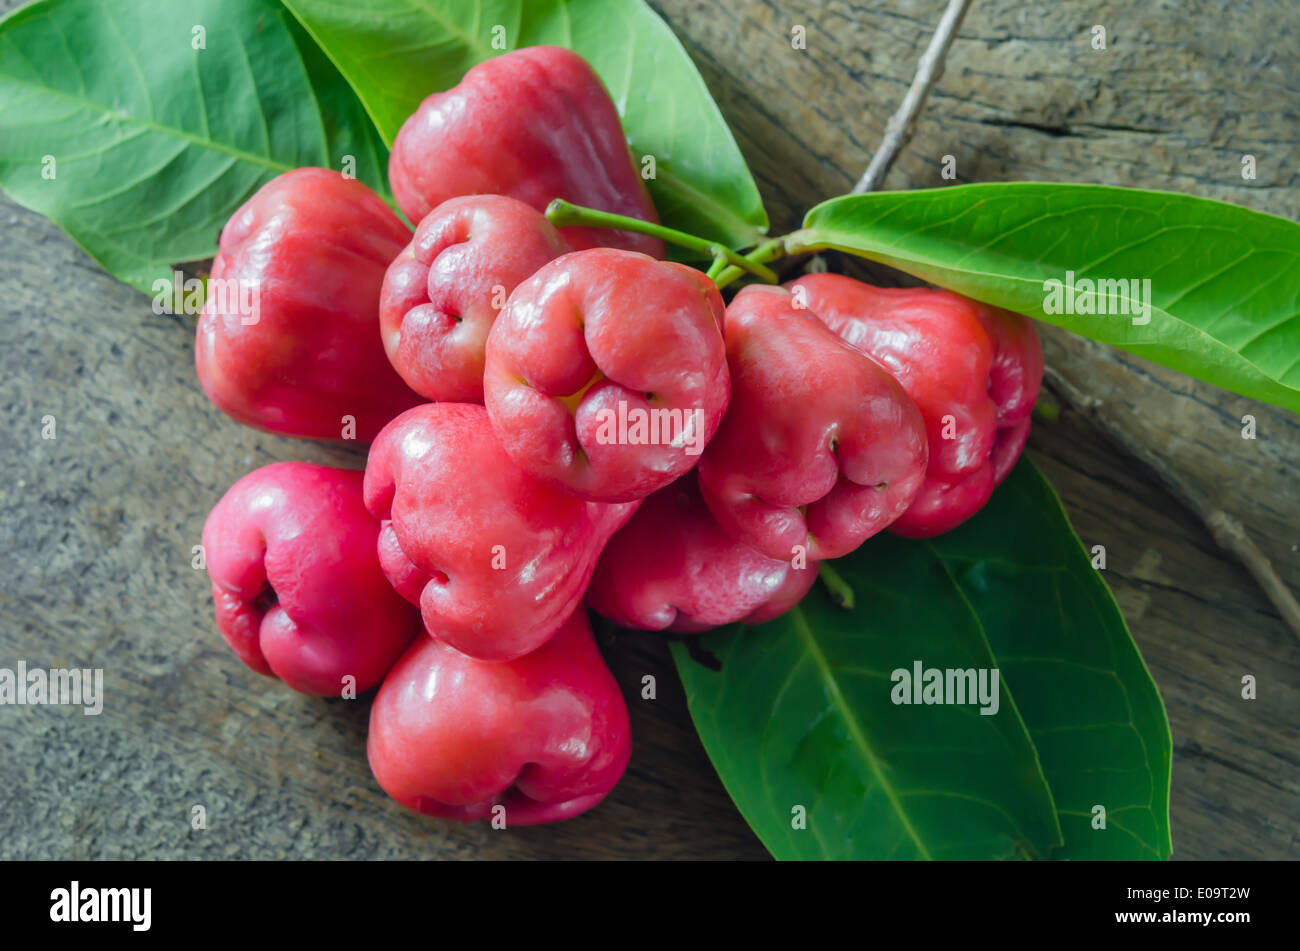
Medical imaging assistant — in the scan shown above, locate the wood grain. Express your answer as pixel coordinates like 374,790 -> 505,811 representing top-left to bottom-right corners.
0,0 -> 1296,860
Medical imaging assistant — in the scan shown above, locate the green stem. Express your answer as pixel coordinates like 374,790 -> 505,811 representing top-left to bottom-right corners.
710,237 -> 786,291
545,199 -> 778,283
818,561 -> 855,610
705,252 -> 729,282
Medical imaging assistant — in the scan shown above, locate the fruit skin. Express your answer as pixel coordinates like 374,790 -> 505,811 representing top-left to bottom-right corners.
787,275 -> 1044,537
697,285 -> 928,561
587,471 -> 818,633
388,46 -> 663,258
368,609 -> 630,825
484,248 -> 729,503
196,168 -> 421,442
202,463 -> 419,696
363,402 -> 638,662
379,195 -> 570,403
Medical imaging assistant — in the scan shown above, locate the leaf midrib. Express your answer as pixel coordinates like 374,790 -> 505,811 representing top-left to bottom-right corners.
0,73 -> 292,174
787,605 -> 933,861
410,0 -> 494,61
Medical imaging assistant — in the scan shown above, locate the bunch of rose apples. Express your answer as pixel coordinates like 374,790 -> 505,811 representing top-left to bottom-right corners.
197,47 -> 1042,826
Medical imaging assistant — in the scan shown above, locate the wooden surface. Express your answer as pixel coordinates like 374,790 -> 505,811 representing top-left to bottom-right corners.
1,0 -> 1296,860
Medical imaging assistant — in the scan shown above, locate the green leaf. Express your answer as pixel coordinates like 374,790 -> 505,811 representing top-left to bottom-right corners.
281,0 -> 769,250
672,460 -> 1172,860
0,0 -> 391,294
791,183 -> 1300,414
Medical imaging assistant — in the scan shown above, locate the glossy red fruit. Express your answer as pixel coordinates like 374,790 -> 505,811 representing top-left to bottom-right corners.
389,46 -> 663,257
202,463 -> 419,696
363,402 -> 638,661
196,168 -> 421,442
587,472 -> 818,633
697,285 -> 928,561
484,248 -> 729,503
788,275 -> 1043,537
367,610 -> 631,826
379,195 -> 570,403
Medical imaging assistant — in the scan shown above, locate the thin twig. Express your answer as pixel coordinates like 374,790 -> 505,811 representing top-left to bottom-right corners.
846,0 -> 1300,640
851,0 -> 972,195
1044,368 -> 1300,643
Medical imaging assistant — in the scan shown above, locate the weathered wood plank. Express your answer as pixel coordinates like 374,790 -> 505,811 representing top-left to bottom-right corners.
0,0 -> 1295,860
